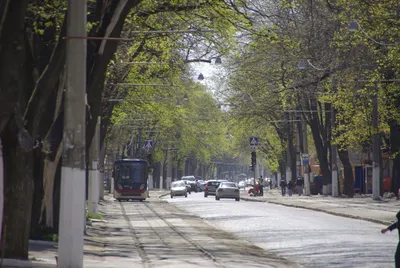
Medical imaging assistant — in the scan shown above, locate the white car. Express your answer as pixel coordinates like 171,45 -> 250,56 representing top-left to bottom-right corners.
215,182 -> 240,201
238,180 -> 246,189
170,181 -> 187,198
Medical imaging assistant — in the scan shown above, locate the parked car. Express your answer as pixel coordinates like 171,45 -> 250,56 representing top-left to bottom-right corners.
204,180 -> 226,197
181,175 -> 198,192
170,181 -> 187,198
215,182 -> 240,201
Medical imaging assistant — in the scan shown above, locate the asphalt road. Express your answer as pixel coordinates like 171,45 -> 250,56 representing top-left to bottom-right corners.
165,191 -> 398,268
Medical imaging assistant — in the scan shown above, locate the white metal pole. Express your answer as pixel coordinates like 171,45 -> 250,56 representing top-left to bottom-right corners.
58,0 -> 87,267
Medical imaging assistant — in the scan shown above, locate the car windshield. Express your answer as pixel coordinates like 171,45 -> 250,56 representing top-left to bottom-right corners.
221,182 -> 237,188
172,181 -> 185,187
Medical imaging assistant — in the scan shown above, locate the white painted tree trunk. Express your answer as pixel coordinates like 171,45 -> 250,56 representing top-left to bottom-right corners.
40,142 -> 63,227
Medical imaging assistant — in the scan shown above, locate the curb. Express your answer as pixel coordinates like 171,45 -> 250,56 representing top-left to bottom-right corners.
0,258 -> 56,267
29,239 -> 57,246
240,197 -> 266,203
158,192 -> 170,198
241,197 -> 392,226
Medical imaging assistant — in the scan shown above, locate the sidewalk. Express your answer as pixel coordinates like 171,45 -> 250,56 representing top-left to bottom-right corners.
2,189 -> 171,268
241,187 -> 399,226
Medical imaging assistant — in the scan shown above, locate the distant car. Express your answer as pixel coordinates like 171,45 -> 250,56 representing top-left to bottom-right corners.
204,180 -> 227,197
196,180 -> 206,191
181,175 -> 198,192
215,182 -> 240,201
170,181 -> 187,198
238,180 -> 246,189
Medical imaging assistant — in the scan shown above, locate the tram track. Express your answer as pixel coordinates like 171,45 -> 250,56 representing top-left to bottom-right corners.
141,201 -> 227,268
119,201 -> 151,268
119,199 -> 227,268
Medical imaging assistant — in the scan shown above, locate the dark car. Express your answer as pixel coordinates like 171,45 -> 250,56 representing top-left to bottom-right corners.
196,180 -> 206,192
181,175 -> 198,192
204,180 -> 227,197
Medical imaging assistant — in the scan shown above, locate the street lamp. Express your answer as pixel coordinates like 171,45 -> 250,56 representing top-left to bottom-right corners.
298,59 -> 307,70
198,73 -> 205,80
348,21 -> 359,32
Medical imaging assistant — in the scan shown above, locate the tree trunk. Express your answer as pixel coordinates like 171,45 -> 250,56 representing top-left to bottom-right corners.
86,0 -> 140,149
40,142 -> 63,228
29,149 -> 44,240
337,147 -> 354,197
1,123 -> 34,259
309,116 -> 331,185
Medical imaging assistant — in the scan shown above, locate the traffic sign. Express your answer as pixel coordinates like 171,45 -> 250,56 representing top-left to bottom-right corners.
249,136 -> 259,151
143,140 -> 153,151
249,136 -> 259,146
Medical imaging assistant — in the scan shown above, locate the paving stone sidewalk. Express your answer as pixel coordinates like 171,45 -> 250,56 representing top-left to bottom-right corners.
241,187 -> 399,226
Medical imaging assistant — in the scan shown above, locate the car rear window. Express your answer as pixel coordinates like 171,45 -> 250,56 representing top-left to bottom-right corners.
172,181 -> 185,187
221,182 -> 237,188
207,181 -> 220,186
182,176 -> 196,181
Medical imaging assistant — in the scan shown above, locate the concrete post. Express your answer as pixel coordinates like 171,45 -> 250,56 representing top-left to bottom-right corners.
99,140 -> 105,200
58,0 -> 87,266
372,93 -> 380,200
331,106 -> 339,197
303,119 -> 310,196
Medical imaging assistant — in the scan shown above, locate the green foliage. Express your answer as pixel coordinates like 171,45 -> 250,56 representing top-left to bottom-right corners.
86,212 -> 103,221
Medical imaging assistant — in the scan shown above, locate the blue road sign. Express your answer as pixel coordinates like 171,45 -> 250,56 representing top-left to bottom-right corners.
143,140 -> 153,150
249,136 -> 259,146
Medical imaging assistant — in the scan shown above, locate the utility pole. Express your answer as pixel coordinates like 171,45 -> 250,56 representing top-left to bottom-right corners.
302,118 -> 310,196
88,116 -> 100,213
372,87 -> 380,200
58,0 -> 87,267
331,105 -> 339,197
285,114 -> 292,183
295,119 -> 301,178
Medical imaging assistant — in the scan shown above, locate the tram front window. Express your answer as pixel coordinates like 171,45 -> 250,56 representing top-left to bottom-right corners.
115,163 -> 146,184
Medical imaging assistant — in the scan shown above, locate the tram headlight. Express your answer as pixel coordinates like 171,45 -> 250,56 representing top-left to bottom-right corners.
118,184 -> 122,190
140,184 -> 145,190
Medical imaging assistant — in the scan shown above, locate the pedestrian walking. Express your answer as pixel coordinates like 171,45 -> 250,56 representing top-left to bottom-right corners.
259,176 -> 264,196
296,176 -> 304,196
280,179 -> 287,196
287,180 -> 294,196
381,211 -> 400,267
